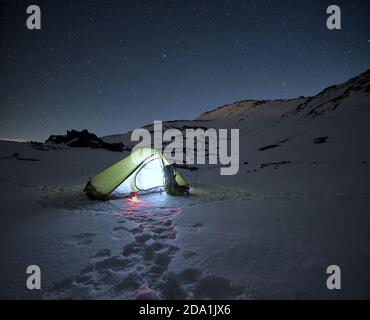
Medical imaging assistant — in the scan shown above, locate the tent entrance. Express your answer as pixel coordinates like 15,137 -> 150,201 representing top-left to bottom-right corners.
135,155 -> 164,191
113,154 -> 164,195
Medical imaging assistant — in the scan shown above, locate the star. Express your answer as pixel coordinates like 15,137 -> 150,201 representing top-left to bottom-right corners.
162,53 -> 167,59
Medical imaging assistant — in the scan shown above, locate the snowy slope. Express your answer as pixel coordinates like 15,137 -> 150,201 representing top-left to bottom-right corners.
103,70 -> 370,164
0,70 -> 369,299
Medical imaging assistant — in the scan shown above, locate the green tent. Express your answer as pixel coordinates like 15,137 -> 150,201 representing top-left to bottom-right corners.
84,147 -> 189,200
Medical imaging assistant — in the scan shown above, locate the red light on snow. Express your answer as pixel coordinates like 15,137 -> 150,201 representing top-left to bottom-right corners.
129,191 -> 138,202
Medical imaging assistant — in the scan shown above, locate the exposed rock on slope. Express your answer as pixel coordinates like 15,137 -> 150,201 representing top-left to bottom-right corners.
46,129 -> 126,152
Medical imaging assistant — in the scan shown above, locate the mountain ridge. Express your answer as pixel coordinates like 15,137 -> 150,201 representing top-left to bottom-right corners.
197,68 -> 370,122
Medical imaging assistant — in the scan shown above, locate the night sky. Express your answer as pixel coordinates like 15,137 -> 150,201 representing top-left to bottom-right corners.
0,0 -> 369,141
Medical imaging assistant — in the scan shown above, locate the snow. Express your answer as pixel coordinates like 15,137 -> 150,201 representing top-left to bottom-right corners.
0,70 -> 370,299
172,199 -> 370,299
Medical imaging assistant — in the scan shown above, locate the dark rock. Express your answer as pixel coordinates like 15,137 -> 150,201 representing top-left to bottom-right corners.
28,141 -> 43,145
313,136 -> 328,144
45,129 -> 125,152
259,144 -> 281,151
260,161 -> 291,168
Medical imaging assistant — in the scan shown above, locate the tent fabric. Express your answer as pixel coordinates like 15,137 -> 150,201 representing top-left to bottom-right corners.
84,147 -> 188,200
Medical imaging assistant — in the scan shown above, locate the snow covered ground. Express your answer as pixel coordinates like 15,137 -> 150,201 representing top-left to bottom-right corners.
0,70 -> 369,299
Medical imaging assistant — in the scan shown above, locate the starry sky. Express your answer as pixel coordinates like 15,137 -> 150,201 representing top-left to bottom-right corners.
0,0 -> 369,141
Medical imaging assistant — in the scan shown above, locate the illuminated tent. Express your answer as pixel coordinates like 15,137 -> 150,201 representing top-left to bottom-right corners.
84,147 -> 189,200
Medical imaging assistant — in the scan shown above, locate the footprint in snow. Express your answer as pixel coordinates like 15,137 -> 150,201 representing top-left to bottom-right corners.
47,202 -> 183,299
183,250 -> 198,259
70,233 -> 97,248
76,239 -> 93,247
91,249 -> 111,259
111,226 -> 130,240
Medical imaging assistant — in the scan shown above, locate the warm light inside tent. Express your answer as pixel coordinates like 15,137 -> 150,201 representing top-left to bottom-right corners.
135,156 -> 164,191
114,155 -> 165,195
